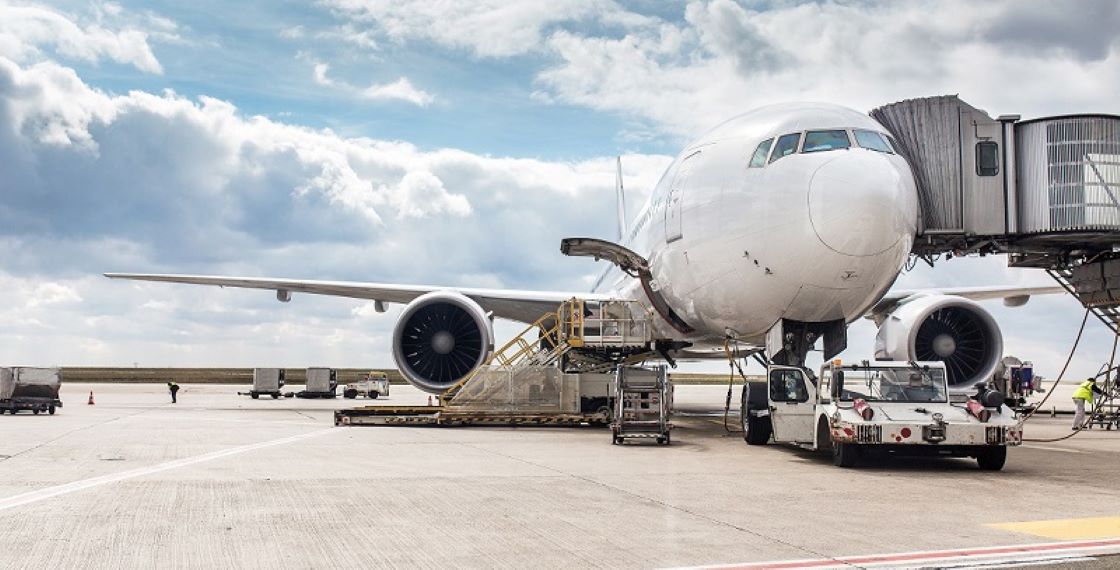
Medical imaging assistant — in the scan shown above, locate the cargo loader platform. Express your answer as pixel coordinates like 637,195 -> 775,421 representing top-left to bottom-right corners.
334,405 -> 608,427
335,298 -> 656,429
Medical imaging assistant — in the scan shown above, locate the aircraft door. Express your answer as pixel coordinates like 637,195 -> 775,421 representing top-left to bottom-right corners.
767,365 -> 816,443
665,151 -> 699,243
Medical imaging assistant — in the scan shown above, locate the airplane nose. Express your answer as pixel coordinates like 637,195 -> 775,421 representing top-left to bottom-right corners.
807,152 -> 915,257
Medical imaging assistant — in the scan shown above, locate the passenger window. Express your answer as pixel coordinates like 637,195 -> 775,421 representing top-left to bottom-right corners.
769,133 -> 801,164
769,369 -> 809,403
853,130 -> 894,153
801,130 -> 851,153
749,138 -> 773,168
977,141 -> 999,176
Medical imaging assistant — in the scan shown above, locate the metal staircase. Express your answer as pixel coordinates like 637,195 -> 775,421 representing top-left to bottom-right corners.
1047,267 -> 1120,334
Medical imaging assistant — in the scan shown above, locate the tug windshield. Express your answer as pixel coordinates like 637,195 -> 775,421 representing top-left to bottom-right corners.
838,366 -> 948,403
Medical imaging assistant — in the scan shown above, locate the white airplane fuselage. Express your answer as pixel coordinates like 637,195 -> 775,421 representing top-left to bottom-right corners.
596,103 -> 919,345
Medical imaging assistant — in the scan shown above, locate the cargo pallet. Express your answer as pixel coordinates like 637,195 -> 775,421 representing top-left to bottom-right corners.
334,406 -> 608,427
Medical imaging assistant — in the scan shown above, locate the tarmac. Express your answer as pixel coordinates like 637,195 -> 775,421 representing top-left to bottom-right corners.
1,382 -> 1119,569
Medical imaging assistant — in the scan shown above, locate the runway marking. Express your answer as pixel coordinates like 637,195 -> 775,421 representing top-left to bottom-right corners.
678,538 -> 1120,569
989,516 -> 1120,540
0,428 -> 334,512
1020,444 -> 1081,453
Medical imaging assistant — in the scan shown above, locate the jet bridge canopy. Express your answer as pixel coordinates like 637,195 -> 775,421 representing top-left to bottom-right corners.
872,95 -> 1120,260
873,96 -> 1120,331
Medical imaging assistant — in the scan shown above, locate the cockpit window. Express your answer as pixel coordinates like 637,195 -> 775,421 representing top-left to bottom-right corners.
853,129 -> 894,153
801,130 -> 851,153
769,133 -> 801,164
749,138 -> 773,168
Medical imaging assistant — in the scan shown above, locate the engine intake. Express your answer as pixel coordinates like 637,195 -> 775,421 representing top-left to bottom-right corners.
391,291 -> 494,393
874,295 -> 1003,389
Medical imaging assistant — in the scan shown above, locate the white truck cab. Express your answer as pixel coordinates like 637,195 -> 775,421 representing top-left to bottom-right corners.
741,360 -> 1022,470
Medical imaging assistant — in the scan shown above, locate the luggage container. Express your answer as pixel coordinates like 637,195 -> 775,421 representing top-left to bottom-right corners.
239,368 -> 287,399
296,367 -> 337,399
1,367 -> 63,415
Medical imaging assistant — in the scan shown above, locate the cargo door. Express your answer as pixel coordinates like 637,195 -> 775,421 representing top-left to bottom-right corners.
767,366 -> 816,443
665,150 -> 699,243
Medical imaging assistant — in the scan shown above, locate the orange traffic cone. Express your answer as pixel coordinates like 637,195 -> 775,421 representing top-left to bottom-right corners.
88,390 -> 95,405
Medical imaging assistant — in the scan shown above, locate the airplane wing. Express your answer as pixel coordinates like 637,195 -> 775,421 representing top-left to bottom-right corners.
868,284 -> 1067,316
103,273 -> 611,324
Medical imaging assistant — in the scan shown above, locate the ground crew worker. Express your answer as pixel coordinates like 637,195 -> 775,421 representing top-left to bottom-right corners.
168,381 -> 180,404
1072,377 -> 1105,430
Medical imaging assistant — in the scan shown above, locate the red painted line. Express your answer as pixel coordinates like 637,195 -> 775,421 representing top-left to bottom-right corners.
702,538 -> 1120,569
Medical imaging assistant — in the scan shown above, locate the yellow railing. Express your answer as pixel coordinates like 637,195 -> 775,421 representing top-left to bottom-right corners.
443,304 -> 577,399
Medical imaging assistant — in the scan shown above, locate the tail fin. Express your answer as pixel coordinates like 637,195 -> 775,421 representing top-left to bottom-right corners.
615,156 -> 628,242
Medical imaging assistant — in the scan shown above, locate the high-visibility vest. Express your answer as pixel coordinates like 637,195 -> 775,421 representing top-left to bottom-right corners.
1072,380 -> 1095,401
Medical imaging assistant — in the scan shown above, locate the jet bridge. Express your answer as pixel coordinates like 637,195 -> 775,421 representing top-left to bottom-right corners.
872,96 -> 1120,330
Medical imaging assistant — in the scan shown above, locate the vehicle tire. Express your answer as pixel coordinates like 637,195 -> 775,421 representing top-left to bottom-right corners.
369,392 -> 379,399
251,393 -> 259,400
833,442 -> 859,468
977,446 -> 1007,471
33,409 -> 40,415
49,406 -> 56,415
816,419 -> 833,454
343,389 -> 357,399
271,393 -> 279,399
743,412 -> 772,445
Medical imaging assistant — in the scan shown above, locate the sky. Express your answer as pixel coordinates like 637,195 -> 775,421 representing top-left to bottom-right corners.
1,0 -> 1119,381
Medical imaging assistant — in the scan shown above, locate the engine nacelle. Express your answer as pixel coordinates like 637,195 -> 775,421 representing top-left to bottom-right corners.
391,291 -> 494,393
874,294 -> 1003,390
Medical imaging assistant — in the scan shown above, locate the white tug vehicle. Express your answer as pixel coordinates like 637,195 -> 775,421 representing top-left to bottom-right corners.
742,360 -> 1022,470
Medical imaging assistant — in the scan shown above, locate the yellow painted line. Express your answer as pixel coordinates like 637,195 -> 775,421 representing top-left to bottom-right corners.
989,516 -> 1120,540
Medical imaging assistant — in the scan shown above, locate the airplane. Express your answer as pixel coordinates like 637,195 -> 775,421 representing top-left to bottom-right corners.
106,102 -> 1062,397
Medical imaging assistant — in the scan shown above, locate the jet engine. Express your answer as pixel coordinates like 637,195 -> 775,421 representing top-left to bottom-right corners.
874,294 -> 1003,390
391,291 -> 494,393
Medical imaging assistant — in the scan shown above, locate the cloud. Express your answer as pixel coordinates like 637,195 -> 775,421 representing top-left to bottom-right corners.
528,0 -> 1120,137
0,3 -> 163,74
319,0 -> 649,57
360,77 -> 434,106
310,61 -> 433,106
0,51 -> 671,366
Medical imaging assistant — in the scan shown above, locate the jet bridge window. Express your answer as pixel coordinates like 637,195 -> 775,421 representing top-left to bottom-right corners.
749,138 -> 774,167
801,130 -> 851,153
853,129 -> 894,153
769,133 -> 802,164
976,141 -> 999,176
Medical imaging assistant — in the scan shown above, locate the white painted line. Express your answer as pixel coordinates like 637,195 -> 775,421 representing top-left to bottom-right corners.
1020,444 -> 1081,453
678,537 -> 1120,569
0,428 -> 334,511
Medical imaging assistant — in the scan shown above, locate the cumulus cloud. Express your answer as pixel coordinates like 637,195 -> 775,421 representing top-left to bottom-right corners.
0,50 -> 671,366
319,0 -> 649,57
533,0 -> 1120,136
311,61 -> 433,106
0,2 -> 163,73
360,77 -> 434,106
317,0 -> 1120,137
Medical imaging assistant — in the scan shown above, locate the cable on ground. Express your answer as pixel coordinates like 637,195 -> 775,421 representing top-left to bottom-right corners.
1023,307 -> 1117,443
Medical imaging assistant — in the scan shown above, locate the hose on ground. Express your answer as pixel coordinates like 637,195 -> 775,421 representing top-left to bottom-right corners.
1023,307 -> 1116,443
